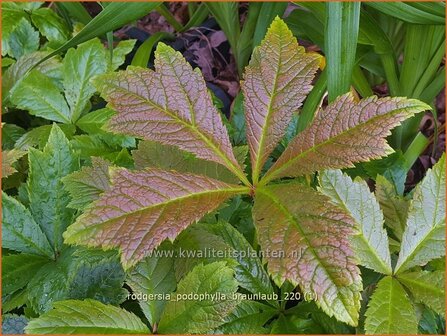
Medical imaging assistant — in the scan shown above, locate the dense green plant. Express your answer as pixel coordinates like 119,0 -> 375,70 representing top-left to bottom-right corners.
2,3 -> 445,335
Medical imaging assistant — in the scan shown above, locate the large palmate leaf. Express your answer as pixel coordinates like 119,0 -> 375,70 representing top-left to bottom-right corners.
157,262 -> 239,334
28,125 -> 79,253
126,242 -> 177,326
364,276 -> 417,334
253,182 -> 361,326
395,154 -> 446,274
25,299 -> 149,334
92,43 -> 248,185
397,270 -> 445,314
319,170 -> 392,275
2,192 -> 53,258
241,17 -> 320,183
64,168 -> 249,269
262,93 -> 429,183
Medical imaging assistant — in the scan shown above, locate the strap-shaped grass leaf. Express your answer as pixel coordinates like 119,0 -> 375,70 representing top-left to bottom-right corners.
397,270 -> 445,315
262,93 -> 430,183
395,154 -> 446,274
25,299 -> 149,334
92,43 -> 247,184
364,276 -> 417,334
319,170 -> 392,275
253,182 -> 361,326
241,17 -> 320,183
64,168 -> 249,269
2,192 -> 54,258
158,261 -> 239,334
63,157 -> 111,210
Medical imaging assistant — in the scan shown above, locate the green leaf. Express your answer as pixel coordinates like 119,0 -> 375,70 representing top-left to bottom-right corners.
325,2 -> 360,101
242,17 -> 320,184
374,175 -> 409,241
253,182 -> 362,326
126,242 -> 177,326
2,254 -> 49,296
76,107 -> 115,134
2,314 -> 28,335
63,39 -> 108,122
64,168 -> 249,269
262,93 -> 430,184
158,262 -> 239,334
63,157 -> 111,210
319,170 -> 392,275
110,39 -> 136,70
31,8 -> 70,44
364,276 -> 418,334
395,154 -> 446,274
215,301 -> 275,334
25,299 -> 149,334
2,192 -> 54,258
7,18 -> 39,59
132,141 -> 247,184
366,2 -> 445,25
15,124 -> 76,150
10,70 -> 71,123
397,270 -> 445,315
270,313 -> 324,334
28,124 -> 80,253
1,3 -> 27,40
92,43 -> 248,185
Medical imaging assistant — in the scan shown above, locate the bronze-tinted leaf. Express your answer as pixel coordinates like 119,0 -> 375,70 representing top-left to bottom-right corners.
262,93 -> 430,183
253,182 -> 361,325
92,43 -> 248,185
242,17 -> 320,183
2,149 -> 26,178
64,168 -> 249,269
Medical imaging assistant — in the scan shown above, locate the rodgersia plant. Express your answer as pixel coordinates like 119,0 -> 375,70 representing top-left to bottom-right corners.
54,17 -> 435,328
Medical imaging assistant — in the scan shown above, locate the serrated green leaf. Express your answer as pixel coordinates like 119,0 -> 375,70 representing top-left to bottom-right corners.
15,124 -> 76,150
2,148 -> 26,178
31,8 -> 70,44
126,242 -> 176,326
63,39 -> 108,122
1,3 -> 27,40
262,93 -> 429,183
2,314 -> 28,335
2,124 -> 25,149
365,276 -> 418,334
375,175 -> 409,241
241,17 -> 320,183
110,39 -> 136,70
395,154 -> 446,274
397,270 -> 445,315
270,313 -> 324,334
2,253 -> 49,295
76,108 -> 116,134
158,262 -> 239,334
25,299 -> 149,334
215,301 -> 275,334
2,288 -> 28,313
7,17 -> 39,59
132,140 -> 247,184
319,170 -> 392,275
64,168 -> 248,269
253,182 -> 362,326
28,124 -> 79,253
10,70 -> 71,123
63,157 -> 111,210
2,192 -> 54,258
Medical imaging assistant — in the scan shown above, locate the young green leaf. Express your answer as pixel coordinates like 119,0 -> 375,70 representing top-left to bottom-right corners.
25,299 -> 149,334
64,168 -> 249,269
10,70 -> 71,123
241,17 -> 320,183
395,154 -> 446,274
110,39 -> 136,71
157,262 -> 239,334
397,270 -> 445,314
319,169 -> 392,275
262,93 -> 430,184
63,39 -> 108,122
63,157 -> 111,210
28,125 -> 79,253
2,149 -> 26,178
30,8 -> 70,44
7,18 -> 39,59
126,242 -> 177,326
92,43 -> 248,185
2,192 -> 54,258
364,276 -> 418,334
253,182 -> 361,326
